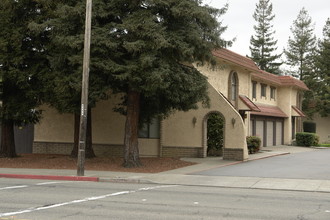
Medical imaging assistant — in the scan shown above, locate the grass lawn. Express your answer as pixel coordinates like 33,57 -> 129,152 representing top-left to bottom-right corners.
318,144 -> 330,147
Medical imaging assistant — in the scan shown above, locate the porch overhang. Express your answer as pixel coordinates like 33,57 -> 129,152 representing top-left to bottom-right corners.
239,95 -> 261,112
250,104 -> 288,118
291,106 -> 306,117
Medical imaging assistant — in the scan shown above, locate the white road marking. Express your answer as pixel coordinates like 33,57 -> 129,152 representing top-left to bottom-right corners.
36,181 -> 69,185
0,185 -> 28,191
0,185 -> 178,218
0,181 -> 70,191
325,210 -> 330,213
194,202 -> 199,205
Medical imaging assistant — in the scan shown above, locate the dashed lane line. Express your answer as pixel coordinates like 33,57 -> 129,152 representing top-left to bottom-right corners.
0,185 -> 177,218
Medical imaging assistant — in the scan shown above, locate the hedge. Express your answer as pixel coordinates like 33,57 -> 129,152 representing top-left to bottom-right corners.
296,132 -> 319,147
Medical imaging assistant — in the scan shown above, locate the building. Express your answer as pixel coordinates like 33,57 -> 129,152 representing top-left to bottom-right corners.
33,48 -> 308,160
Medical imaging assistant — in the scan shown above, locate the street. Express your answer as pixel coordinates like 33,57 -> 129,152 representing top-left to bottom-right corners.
194,149 -> 330,180
0,178 -> 330,220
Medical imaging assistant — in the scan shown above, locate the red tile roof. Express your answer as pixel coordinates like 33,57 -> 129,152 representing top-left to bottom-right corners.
278,76 -> 309,91
292,106 -> 306,117
212,48 -> 309,91
239,95 -> 261,112
212,49 -> 260,72
251,104 -> 288,118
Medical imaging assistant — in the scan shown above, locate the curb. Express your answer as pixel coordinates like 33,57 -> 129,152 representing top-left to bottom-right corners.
0,173 -> 99,182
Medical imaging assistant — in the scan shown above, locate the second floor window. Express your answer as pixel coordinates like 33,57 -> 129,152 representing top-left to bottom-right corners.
270,87 -> 276,99
229,71 -> 238,102
252,81 -> 257,99
261,84 -> 267,98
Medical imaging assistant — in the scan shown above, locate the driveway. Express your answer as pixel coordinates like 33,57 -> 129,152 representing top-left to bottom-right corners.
193,149 -> 330,180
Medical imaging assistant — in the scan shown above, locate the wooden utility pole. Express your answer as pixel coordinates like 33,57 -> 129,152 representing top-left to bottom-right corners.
77,0 -> 92,176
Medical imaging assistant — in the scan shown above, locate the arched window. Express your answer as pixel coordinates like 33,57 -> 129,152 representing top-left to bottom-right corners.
228,71 -> 238,104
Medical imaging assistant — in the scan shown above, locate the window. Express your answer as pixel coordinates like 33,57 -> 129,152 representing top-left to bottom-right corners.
270,87 -> 276,100
228,71 -> 238,102
138,118 -> 160,138
261,84 -> 267,98
252,81 -> 257,99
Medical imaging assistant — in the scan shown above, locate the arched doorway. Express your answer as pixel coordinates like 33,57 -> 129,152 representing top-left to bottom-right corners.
206,112 -> 225,157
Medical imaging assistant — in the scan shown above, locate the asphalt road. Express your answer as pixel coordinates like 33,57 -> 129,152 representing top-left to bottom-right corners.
195,149 -> 330,180
0,179 -> 330,219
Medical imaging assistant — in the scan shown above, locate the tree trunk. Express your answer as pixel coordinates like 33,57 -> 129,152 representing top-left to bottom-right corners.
71,108 -> 95,158
0,119 -> 17,158
123,90 -> 142,168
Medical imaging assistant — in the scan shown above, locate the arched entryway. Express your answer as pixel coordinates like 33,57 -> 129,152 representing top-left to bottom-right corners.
204,112 -> 225,157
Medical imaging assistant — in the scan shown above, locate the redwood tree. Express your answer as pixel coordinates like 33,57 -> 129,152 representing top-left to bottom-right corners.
0,0 -> 46,157
105,0 -> 231,167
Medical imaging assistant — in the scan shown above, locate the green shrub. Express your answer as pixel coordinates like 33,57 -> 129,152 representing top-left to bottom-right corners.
207,113 -> 224,156
296,132 -> 319,147
303,121 -> 316,133
246,136 -> 261,154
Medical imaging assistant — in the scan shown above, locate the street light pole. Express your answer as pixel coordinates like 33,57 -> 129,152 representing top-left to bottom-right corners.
77,0 -> 92,176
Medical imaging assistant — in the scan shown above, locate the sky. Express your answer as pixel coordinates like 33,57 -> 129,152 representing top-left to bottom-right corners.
204,0 -> 330,58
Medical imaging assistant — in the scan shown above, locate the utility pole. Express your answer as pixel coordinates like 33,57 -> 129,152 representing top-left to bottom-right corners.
77,0 -> 92,176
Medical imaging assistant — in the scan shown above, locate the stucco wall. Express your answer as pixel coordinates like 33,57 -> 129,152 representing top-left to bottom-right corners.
304,114 -> 330,143
35,105 -> 74,143
162,83 -> 248,160
195,63 -> 250,98
34,97 -> 160,157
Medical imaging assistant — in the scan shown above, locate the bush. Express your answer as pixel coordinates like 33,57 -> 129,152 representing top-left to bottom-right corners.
207,113 -> 224,156
303,121 -> 316,133
296,132 -> 319,147
246,136 -> 261,154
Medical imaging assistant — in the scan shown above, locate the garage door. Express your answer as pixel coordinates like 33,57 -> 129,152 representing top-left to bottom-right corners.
266,121 -> 274,146
276,121 -> 283,145
256,121 -> 264,147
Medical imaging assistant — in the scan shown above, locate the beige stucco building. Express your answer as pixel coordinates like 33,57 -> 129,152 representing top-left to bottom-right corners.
303,114 -> 330,144
33,49 -> 308,160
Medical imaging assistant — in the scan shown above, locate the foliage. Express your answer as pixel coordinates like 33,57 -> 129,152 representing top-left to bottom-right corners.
207,113 -> 224,156
249,0 -> 282,74
0,0 -> 46,125
284,8 -> 316,81
296,132 -> 319,147
0,0 -> 48,157
101,0 -> 231,167
311,18 -> 330,117
246,136 -> 261,154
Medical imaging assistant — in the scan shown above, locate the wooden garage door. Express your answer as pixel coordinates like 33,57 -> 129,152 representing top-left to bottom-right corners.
276,121 -> 283,145
266,121 -> 274,146
256,121 -> 264,147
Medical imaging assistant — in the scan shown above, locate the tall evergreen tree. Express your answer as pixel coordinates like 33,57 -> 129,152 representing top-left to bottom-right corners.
311,18 -> 330,117
0,0 -> 47,157
285,8 -> 317,81
105,0 -> 231,167
249,0 -> 281,74
32,0 -> 120,158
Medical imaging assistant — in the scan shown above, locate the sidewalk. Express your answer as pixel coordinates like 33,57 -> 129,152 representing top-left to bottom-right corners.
1,145 -> 330,193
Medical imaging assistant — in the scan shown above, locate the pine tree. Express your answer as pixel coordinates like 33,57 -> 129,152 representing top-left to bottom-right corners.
0,0 -> 47,157
249,0 -> 282,74
285,8 -> 317,81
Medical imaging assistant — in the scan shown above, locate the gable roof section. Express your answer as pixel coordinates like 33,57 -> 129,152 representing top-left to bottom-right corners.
212,48 -> 309,91
251,104 -> 288,118
212,49 -> 260,72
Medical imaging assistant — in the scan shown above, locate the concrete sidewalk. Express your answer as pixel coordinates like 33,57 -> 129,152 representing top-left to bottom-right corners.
1,145 -> 330,193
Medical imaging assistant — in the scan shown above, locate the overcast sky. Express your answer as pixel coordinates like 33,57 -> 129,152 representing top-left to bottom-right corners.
204,0 -> 330,58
